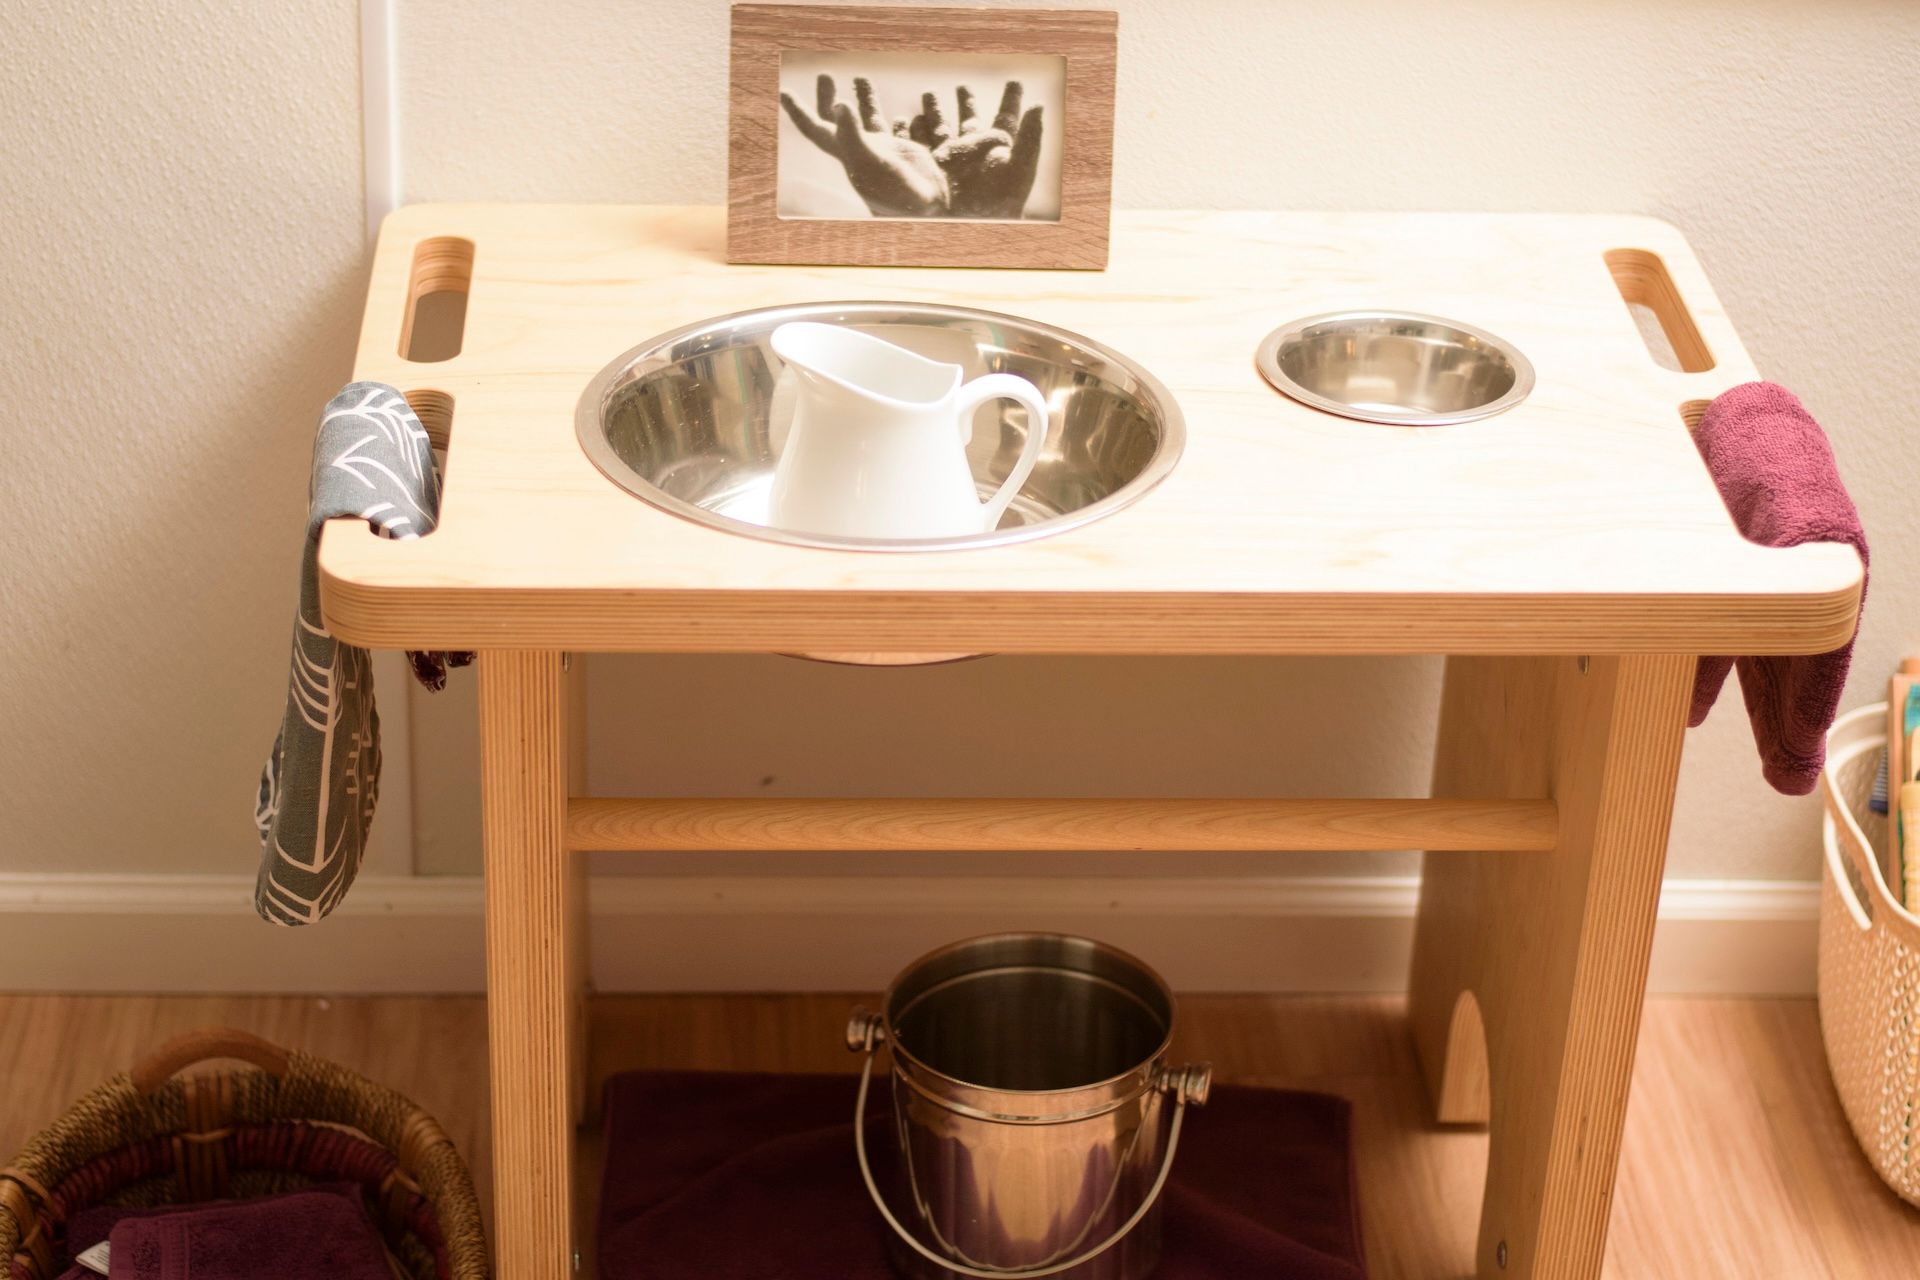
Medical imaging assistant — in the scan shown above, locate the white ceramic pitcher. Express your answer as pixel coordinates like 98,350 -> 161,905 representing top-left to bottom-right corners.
766,322 -> 1050,541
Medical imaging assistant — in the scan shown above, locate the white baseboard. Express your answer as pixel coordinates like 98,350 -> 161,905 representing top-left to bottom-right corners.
0,871 -> 1820,996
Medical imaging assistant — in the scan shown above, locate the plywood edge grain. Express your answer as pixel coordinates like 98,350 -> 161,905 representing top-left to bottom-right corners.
316,569 -> 1863,657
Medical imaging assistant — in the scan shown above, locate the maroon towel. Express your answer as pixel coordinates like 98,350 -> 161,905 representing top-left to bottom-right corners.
1688,382 -> 1867,794
599,1070 -> 1366,1280
60,1184 -> 392,1280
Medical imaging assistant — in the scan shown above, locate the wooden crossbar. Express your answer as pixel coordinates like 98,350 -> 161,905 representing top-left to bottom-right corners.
566,797 -> 1557,854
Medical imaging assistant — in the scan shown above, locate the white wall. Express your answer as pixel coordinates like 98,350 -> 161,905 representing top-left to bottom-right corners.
1,2 -> 366,876
4,1 -> 1915,907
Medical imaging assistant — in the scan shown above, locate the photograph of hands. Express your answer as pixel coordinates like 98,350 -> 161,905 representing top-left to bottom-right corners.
776,51 -> 1065,221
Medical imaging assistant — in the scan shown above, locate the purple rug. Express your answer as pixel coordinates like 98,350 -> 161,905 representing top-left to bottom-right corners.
599,1070 -> 1366,1279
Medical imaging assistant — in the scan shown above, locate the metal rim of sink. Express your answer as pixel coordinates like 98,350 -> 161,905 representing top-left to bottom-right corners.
1255,310 -> 1536,427
575,301 -> 1186,553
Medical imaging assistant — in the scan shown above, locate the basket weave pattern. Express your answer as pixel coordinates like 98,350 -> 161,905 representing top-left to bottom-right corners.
0,1037 -> 487,1280
1819,703 -> 1920,1205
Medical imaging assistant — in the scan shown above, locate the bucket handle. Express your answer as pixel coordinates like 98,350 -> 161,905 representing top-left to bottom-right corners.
846,1009 -> 1211,1280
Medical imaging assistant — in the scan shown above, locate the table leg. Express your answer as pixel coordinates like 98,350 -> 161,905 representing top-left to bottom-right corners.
479,650 -> 587,1279
1408,654 -> 1692,1279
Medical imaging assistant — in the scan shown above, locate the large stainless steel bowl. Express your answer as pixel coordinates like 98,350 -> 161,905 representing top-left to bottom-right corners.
576,302 -> 1185,552
1255,311 -> 1534,426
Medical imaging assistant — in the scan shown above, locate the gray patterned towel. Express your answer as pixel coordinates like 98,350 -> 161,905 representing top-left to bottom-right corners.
254,382 -> 470,925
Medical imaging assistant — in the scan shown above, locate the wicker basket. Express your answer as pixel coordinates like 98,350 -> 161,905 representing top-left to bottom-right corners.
0,1028 -> 488,1280
1819,701 -> 1920,1206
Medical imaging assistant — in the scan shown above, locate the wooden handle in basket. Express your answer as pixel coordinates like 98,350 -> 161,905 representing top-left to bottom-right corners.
130,1028 -> 293,1094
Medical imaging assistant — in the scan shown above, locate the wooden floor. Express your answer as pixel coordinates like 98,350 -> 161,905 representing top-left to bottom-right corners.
2,994 -> 1915,1277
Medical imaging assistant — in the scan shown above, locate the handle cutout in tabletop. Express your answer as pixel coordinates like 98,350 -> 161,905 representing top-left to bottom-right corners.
1679,399 -> 1711,432
403,389 -> 454,451
399,236 -> 474,363
1605,248 -> 1713,373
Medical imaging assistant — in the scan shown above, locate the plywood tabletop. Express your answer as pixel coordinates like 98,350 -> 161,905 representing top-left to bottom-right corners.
318,205 -> 1861,655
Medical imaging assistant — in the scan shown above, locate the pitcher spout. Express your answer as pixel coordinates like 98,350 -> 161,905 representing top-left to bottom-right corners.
771,321 -> 962,408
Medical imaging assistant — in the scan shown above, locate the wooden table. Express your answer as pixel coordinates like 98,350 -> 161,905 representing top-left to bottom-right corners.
320,205 -> 1862,1280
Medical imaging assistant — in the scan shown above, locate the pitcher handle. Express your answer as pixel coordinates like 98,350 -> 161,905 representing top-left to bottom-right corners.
953,374 -> 1049,530
846,1009 -> 1209,1280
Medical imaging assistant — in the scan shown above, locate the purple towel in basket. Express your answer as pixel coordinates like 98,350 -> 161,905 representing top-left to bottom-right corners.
55,1184 -> 391,1280
1688,381 -> 1868,794
598,1070 -> 1367,1280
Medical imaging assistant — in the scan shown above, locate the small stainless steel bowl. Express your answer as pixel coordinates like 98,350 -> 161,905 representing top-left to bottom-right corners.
1255,311 -> 1534,426
577,302 -> 1185,552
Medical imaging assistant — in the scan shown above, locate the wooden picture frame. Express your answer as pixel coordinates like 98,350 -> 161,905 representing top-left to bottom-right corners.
728,4 -> 1117,269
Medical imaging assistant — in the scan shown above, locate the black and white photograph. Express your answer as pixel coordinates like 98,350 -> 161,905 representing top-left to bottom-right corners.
775,50 -> 1066,222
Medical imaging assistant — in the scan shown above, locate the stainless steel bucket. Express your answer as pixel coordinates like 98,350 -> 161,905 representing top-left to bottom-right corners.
847,934 -> 1212,1280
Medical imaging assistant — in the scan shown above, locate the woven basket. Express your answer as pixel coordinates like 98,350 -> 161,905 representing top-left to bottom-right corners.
0,1028 -> 488,1280
1819,701 -> 1920,1206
